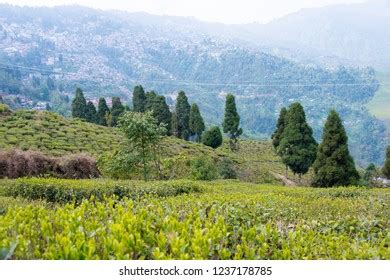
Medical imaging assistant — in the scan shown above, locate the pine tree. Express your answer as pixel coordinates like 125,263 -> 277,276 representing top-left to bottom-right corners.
382,146 -> 390,179
171,111 -> 179,137
145,91 -> 157,112
110,97 -> 125,127
85,101 -> 97,123
175,91 -> 191,140
132,85 -> 146,112
152,96 -> 172,135
202,126 -> 223,149
97,97 -> 110,126
71,88 -> 87,119
278,102 -> 317,180
189,103 -> 205,142
272,107 -> 287,150
223,94 -> 242,151
312,110 -> 360,187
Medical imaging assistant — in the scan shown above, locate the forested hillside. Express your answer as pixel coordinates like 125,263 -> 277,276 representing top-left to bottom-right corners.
0,4 -> 387,166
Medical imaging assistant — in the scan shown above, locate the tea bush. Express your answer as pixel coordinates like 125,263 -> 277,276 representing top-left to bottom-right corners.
0,180 -> 388,260
1,178 -> 203,204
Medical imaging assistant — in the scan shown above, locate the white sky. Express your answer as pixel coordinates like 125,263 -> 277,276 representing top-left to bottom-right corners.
0,0 -> 367,24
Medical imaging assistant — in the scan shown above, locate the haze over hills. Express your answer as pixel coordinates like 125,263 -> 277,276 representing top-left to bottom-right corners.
0,3 -> 388,166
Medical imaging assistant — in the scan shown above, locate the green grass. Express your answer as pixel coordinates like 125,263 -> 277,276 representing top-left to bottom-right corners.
367,72 -> 390,119
0,179 -> 388,260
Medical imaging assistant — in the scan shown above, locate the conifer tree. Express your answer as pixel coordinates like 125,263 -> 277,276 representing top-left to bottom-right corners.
272,107 -> 287,150
278,102 -> 317,180
223,94 -> 242,151
171,111 -> 179,137
132,85 -> 146,112
85,101 -> 97,123
145,91 -> 157,112
152,95 -> 172,135
382,146 -> 390,179
189,103 -> 205,142
110,97 -> 125,127
97,97 -> 110,126
175,91 -> 191,140
312,110 -> 360,187
71,87 -> 87,119
202,126 -> 223,149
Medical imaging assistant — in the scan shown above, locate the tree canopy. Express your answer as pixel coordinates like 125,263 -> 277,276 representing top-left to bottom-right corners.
71,88 -> 87,119
189,103 -> 205,142
312,110 -> 359,187
278,102 -> 317,178
175,91 -> 191,140
223,94 -> 242,151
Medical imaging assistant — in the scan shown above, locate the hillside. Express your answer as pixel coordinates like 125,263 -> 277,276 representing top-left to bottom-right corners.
0,4 -> 387,166
0,109 -> 299,184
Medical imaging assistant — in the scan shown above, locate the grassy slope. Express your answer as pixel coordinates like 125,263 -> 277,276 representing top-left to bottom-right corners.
0,110 -> 123,156
367,72 -> 390,119
0,109 -> 304,184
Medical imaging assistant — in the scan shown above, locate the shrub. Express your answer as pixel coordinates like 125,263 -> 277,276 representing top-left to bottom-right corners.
0,150 -> 99,179
2,178 -> 203,204
190,155 -> 218,180
202,126 -> 223,149
218,158 -> 237,179
0,150 -> 55,178
56,154 -> 100,179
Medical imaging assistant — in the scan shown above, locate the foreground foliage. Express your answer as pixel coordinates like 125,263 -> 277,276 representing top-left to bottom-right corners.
0,180 -> 388,260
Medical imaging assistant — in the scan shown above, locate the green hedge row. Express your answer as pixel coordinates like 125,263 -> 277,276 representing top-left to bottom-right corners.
1,178 -> 203,204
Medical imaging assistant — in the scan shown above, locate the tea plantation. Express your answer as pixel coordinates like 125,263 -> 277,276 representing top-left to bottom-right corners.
0,179 -> 389,260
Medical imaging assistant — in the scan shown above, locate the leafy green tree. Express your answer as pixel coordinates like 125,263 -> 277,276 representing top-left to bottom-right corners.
383,146 -> 390,179
118,111 -> 166,181
132,85 -> 146,112
272,107 -> 287,150
97,97 -> 110,126
278,102 -> 317,180
312,110 -> 360,187
223,94 -> 242,151
71,88 -> 87,119
110,97 -> 125,127
175,91 -> 191,140
202,126 -> 223,149
189,103 -> 205,142
85,101 -> 97,123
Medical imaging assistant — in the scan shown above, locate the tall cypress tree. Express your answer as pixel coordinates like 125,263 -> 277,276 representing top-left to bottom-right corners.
312,110 -> 359,187
278,102 -> 317,180
171,111 -> 179,137
223,94 -> 242,151
85,101 -> 97,123
382,146 -> 390,179
272,107 -> 288,150
71,87 -> 87,119
189,103 -> 205,142
97,97 -> 110,126
175,91 -> 191,140
132,85 -> 146,112
145,91 -> 157,112
110,97 -> 125,127
152,95 -> 172,135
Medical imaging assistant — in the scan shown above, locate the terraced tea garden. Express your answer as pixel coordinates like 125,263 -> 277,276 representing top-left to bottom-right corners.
0,179 -> 389,260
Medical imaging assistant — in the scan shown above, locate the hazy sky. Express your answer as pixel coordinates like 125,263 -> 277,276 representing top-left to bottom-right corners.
0,0 -> 367,24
